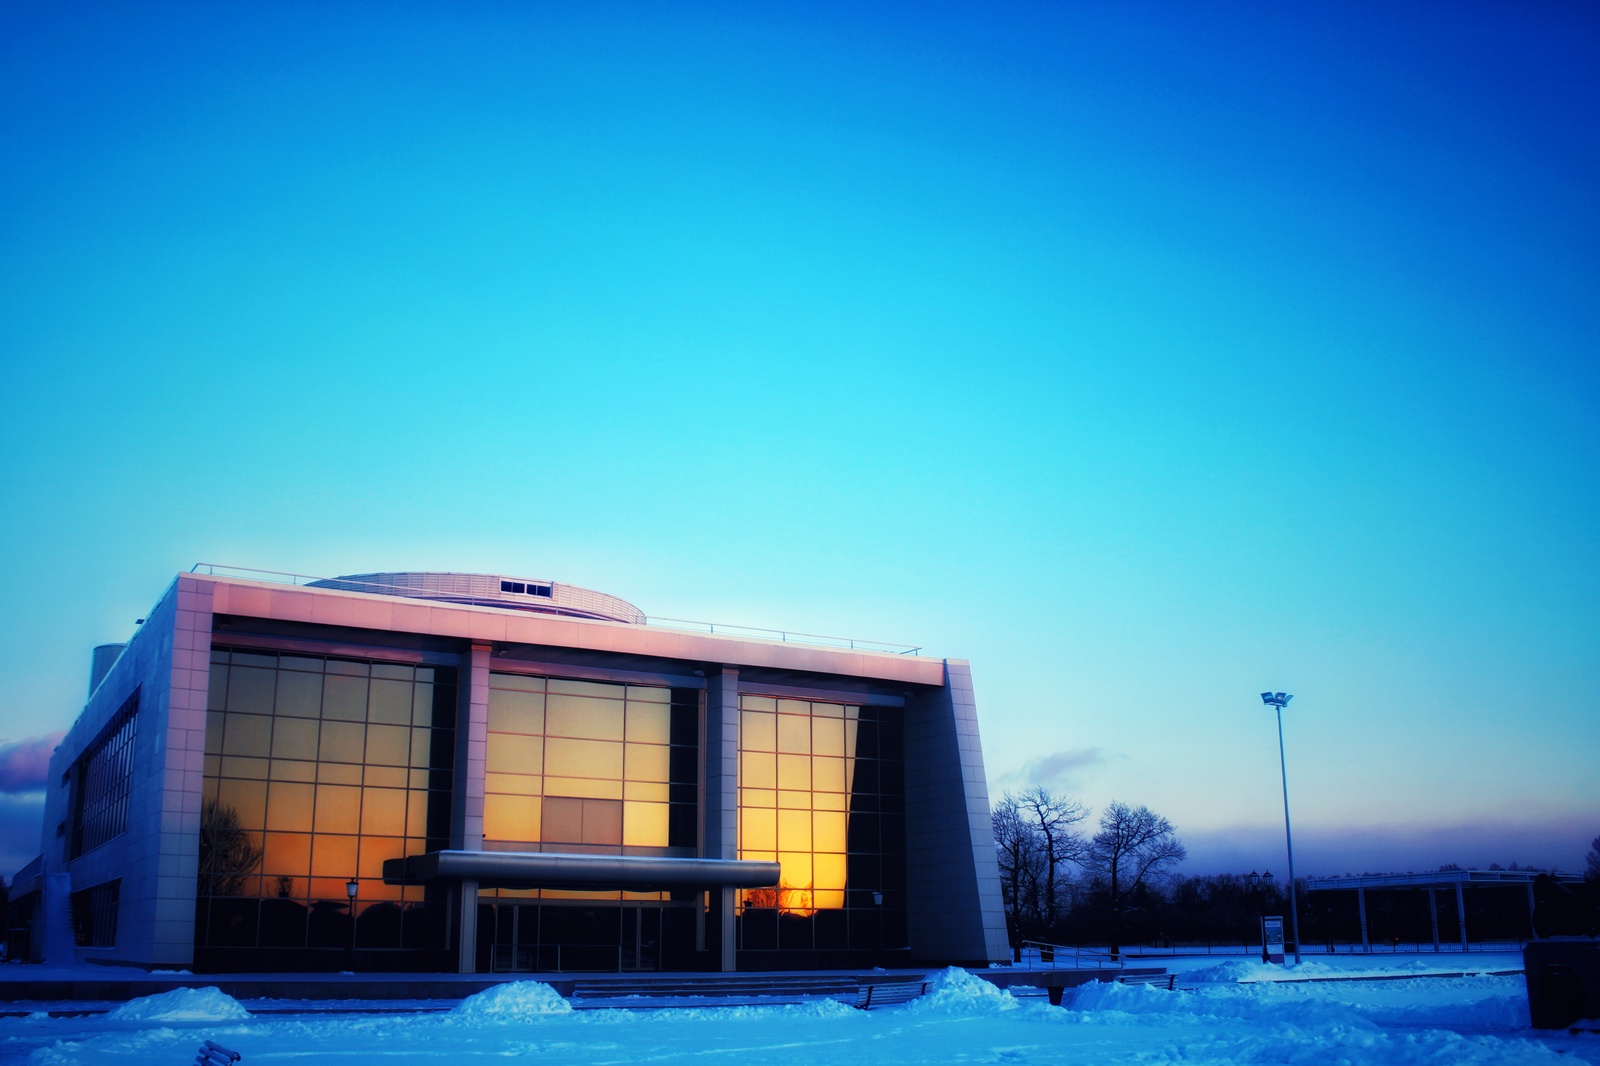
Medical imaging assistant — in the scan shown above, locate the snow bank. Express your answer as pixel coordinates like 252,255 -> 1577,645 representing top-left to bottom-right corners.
449,981 -> 573,1021
1184,960 -> 1272,984
905,967 -> 1018,1014
583,998 -> 860,1023
106,986 -> 250,1022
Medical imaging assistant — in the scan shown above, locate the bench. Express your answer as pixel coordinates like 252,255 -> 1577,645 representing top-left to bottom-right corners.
196,1040 -> 241,1066
1118,973 -> 1176,990
855,980 -> 929,1009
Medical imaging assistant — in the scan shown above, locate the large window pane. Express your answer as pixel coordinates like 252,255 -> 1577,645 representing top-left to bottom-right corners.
545,738 -> 622,780
365,724 -> 411,767
322,675 -> 368,721
488,689 -> 544,735
274,671 -> 322,718
228,668 -> 275,716
222,714 -> 271,758
271,718 -> 318,761
776,713 -> 809,754
360,788 -> 407,836
741,711 -> 776,752
486,734 -> 542,775
315,785 -> 360,834
217,779 -> 266,830
265,782 -> 314,832
546,695 -> 623,741
624,703 -> 670,744
369,679 -> 412,725
624,743 -> 670,783
623,801 -> 668,847
319,721 -> 365,763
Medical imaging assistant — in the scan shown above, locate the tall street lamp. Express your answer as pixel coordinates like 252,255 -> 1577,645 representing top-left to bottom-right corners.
1260,691 -> 1302,965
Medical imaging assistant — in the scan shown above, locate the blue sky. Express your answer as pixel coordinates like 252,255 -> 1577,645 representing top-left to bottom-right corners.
2,0 -> 1596,880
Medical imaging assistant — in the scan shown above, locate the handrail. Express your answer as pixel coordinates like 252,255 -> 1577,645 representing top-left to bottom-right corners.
1019,939 -> 1126,970
190,564 -> 923,656
645,616 -> 922,656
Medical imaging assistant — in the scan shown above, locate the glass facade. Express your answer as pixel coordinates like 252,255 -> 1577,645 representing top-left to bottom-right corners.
482,674 -> 699,856
479,673 -> 701,971
194,649 -> 907,969
736,695 -> 906,954
197,649 -> 457,962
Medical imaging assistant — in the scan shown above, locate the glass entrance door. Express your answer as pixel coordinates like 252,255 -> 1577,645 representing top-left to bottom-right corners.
620,905 -> 661,971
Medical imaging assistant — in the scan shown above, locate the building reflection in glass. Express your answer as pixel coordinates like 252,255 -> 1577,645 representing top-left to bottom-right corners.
196,649 -> 456,960
737,695 -> 906,955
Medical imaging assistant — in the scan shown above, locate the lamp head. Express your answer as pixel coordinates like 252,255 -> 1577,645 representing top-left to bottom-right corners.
345,878 -> 359,900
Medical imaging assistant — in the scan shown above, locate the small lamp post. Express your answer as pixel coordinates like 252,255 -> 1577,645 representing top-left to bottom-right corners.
1259,691 -> 1301,965
346,878 -> 359,966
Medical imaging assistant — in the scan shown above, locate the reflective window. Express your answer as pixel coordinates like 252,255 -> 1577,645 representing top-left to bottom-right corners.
483,673 -> 699,871
197,648 -> 456,956
737,695 -> 906,953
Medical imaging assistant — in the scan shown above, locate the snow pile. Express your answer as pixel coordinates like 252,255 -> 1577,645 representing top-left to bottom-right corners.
106,986 -> 251,1022
1184,960 -> 1272,984
450,981 -> 573,1021
584,999 -> 860,1023
906,966 -> 1018,1014
1358,982 -> 1531,1030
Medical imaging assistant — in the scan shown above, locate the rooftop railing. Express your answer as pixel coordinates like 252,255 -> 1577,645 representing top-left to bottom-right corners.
189,563 -> 923,656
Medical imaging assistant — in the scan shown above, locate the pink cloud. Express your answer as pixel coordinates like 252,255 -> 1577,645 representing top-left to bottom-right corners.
0,733 -> 65,793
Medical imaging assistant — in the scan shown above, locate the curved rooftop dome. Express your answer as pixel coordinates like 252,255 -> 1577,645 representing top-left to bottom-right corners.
307,572 -> 645,624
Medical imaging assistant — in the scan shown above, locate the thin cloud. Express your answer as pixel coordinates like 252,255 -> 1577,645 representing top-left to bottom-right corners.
0,732 -> 64,794
1017,747 -> 1108,790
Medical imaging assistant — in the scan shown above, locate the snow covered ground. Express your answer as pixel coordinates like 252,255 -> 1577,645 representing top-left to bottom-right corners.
2,954 -> 1595,1066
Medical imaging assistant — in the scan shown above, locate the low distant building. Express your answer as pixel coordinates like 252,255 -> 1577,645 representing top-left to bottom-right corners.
15,567 -> 1007,973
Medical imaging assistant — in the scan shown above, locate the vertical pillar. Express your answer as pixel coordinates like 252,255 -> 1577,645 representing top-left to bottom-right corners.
704,668 -> 739,972
457,878 -> 479,974
1427,888 -> 1439,951
1456,881 -> 1468,949
1357,887 -> 1369,952
452,644 -> 491,973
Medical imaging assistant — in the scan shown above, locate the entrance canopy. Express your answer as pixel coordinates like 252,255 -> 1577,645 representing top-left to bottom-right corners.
384,850 -> 782,892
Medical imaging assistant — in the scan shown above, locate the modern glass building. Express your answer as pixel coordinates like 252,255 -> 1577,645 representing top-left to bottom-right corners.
19,568 -> 1007,973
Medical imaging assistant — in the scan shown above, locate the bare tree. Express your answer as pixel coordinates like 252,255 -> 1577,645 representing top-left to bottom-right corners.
1015,787 -> 1088,930
992,794 -> 1045,940
1082,801 -> 1186,956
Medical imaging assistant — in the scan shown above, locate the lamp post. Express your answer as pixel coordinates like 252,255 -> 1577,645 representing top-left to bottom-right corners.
1259,691 -> 1301,965
346,878 -> 359,968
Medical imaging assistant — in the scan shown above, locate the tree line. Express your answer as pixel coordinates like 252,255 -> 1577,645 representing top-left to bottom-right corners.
995,794 -> 1600,953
